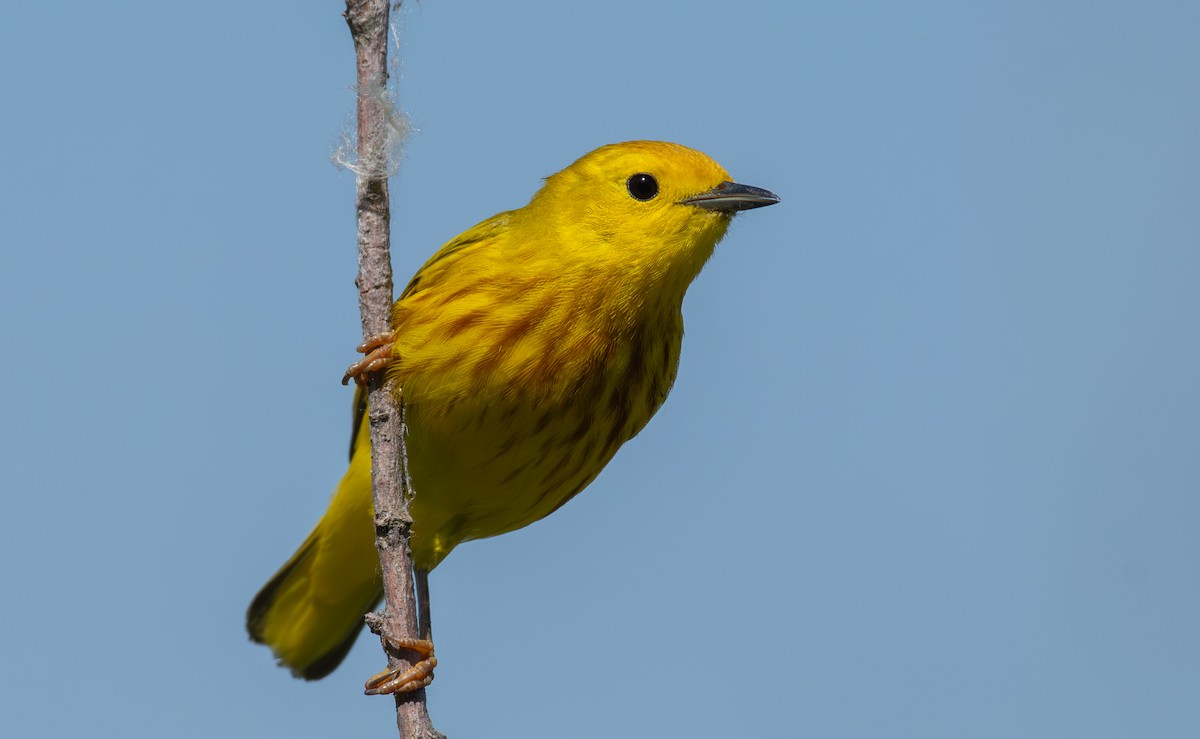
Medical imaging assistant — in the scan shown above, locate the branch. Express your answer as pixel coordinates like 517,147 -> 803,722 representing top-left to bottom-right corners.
343,1 -> 441,737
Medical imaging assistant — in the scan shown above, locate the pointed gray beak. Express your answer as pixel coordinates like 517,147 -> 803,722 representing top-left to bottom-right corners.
681,181 -> 780,212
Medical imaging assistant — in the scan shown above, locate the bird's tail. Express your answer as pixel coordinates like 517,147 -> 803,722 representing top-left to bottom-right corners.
246,452 -> 381,680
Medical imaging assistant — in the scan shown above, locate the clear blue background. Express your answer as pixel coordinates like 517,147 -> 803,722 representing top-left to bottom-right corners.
2,1 -> 1198,737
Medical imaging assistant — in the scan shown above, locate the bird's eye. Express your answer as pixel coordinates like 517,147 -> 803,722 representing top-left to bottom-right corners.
626,173 -> 659,201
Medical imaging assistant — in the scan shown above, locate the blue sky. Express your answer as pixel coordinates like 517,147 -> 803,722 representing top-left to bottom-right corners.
2,1 -> 1198,737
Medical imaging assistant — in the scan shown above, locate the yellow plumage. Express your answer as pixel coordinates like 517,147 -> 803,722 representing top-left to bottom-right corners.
247,141 -> 778,681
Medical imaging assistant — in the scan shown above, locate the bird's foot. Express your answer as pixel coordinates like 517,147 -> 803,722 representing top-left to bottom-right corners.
342,331 -> 396,386
363,636 -> 436,695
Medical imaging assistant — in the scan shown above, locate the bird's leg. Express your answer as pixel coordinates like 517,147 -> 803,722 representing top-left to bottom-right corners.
342,331 -> 396,386
415,568 -> 433,641
363,569 -> 437,696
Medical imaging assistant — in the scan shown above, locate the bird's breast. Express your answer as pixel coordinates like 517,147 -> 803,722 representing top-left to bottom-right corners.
397,294 -> 684,568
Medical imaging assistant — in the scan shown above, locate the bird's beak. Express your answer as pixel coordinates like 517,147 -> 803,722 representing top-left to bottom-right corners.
682,181 -> 780,212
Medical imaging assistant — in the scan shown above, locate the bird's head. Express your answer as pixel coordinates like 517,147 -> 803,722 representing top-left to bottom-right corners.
517,141 -> 779,303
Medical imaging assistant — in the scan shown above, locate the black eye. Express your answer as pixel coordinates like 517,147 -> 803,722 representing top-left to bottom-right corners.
626,173 -> 659,201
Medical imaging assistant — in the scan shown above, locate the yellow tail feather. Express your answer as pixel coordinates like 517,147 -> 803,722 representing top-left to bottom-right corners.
246,450 -> 381,680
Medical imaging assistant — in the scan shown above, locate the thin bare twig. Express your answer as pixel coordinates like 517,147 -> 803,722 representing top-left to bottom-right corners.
343,1 -> 441,736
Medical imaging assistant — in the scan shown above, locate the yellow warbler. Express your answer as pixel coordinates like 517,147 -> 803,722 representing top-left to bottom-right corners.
247,141 -> 778,690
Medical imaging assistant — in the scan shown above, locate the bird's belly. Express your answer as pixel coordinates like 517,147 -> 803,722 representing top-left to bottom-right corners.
404,395 -> 621,570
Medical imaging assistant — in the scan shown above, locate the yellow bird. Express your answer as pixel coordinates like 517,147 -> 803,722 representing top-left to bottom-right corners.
247,141 -> 778,691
